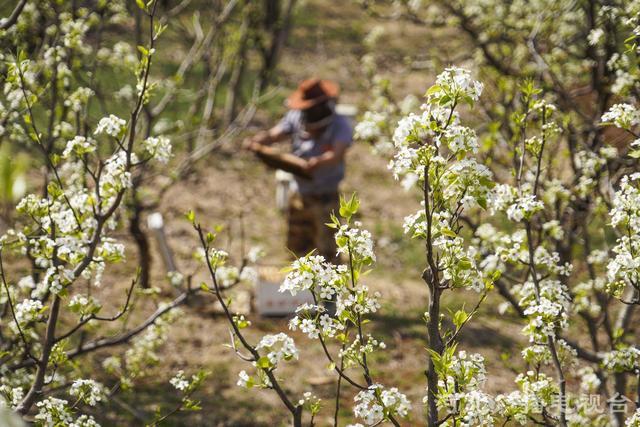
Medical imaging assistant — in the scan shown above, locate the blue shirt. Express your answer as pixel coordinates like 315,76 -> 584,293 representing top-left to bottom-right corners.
278,110 -> 353,195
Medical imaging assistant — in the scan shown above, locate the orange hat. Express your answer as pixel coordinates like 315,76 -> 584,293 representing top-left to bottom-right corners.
286,78 -> 340,110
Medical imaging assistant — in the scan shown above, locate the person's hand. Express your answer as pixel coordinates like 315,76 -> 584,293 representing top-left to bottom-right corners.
304,157 -> 319,172
242,131 -> 272,152
242,137 -> 261,152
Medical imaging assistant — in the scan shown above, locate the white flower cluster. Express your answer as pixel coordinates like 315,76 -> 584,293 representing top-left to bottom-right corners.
142,136 -> 172,164
601,103 -> 640,130
392,112 -> 432,148
99,151 -> 134,202
35,397 -> 74,425
246,246 -> 265,263
443,158 -> 493,209
627,410 -> 640,427
533,247 -> 572,276
338,334 -> 387,368
13,298 -> 43,330
435,350 -> 493,424
496,372 -> 558,424
236,370 -> 252,389
0,385 -> 24,409
94,114 -> 126,137
280,255 -> 339,296
488,184 -> 518,214
62,136 -> 96,158
607,174 -> 640,298
99,240 -> 125,262
338,286 -> 382,316
335,221 -> 376,263
215,265 -> 258,288
573,149 -> 610,197
572,279 -> 605,317
433,67 -> 484,102
64,87 -> 94,112
97,41 -> 137,69
387,68 -> 483,193
447,390 -> 496,427
607,235 -> 640,299
517,279 -> 571,341
353,384 -> 411,426
167,270 -> 185,287
402,205 -> 428,238
169,370 -> 199,392
449,351 -> 487,389
578,366 -> 601,393
542,220 -> 564,240
610,174 -> 640,229
440,124 -> 479,154
433,236 -> 484,291
60,13 -> 90,51
206,248 -> 229,268
354,111 -> 386,141
289,310 -> 346,339
587,28 -> 605,46
170,370 -> 189,391
35,397 -> 101,426
602,346 -> 640,373
69,379 -> 105,406
68,294 -> 101,317
521,340 -> 576,367
256,333 -> 298,365
506,194 -> 544,222
388,143 -> 419,182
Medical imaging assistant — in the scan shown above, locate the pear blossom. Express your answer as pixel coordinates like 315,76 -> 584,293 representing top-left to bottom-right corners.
601,103 -> 640,130
353,384 -> 411,425
170,371 -> 189,391
69,379 -> 106,406
94,114 -> 126,137
142,136 -> 172,164
256,333 -> 298,365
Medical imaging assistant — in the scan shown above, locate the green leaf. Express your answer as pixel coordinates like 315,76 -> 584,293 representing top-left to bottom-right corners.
441,228 -> 457,238
453,310 -> 468,328
236,318 -> 250,329
613,328 -> 624,340
336,333 -> 348,343
47,181 -> 62,198
438,94 -> 451,105
458,258 -> 473,270
425,85 -> 442,96
477,197 -> 488,210
257,356 -> 272,369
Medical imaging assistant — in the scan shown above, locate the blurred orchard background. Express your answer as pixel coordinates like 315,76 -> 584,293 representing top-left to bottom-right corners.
2,0 -> 640,426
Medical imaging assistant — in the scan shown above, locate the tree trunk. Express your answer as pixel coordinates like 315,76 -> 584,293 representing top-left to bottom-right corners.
425,282 -> 442,427
129,200 -> 151,289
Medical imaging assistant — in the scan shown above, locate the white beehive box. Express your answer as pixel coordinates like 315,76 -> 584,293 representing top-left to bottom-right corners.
255,266 -> 313,316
